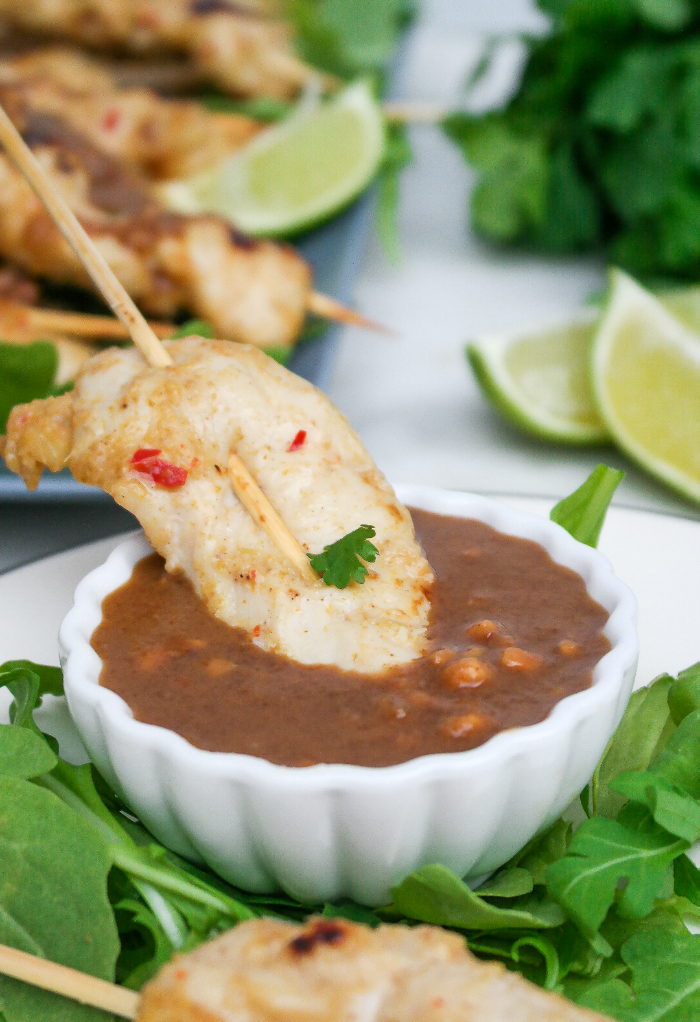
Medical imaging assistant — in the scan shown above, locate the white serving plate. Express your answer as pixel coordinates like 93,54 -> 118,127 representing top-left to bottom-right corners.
57,485 -> 637,905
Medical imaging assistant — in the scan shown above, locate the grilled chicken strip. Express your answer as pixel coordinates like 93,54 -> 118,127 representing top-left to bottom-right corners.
3,338 -> 433,672
138,916 -> 611,1022
0,88 -> 311,347
0,0 -> 318,99
0,47 -> 263,179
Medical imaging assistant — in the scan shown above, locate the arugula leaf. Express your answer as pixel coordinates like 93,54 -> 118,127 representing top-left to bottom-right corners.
0,660 -> 255,991
673,853 -> 700,911
0,725 -> 57,779
386,863 -> 566,930
510,818 -> 573,884
580,921 -> 700,1021
308,524 -> 378,587
476,866 -> 534,899
545,817 -> 687,950
550,464 -> 624,547
0,341 -> 59,432
610,770 -> 700,843
590,672 -> 676,818
668,662 -> 700,725
0,776 -> 120,1022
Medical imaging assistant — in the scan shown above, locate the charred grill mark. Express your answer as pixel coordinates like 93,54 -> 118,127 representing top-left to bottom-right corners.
14,105 -> 151,217
289,920 -> 348,955
227,225 -> 259,251
190,0 -> 254,16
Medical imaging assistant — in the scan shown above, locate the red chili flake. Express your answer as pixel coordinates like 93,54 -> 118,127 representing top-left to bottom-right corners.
287,429 -> 307,452
252,625 -> 261,637
131,447 -> 161,463
101,108 -> 121,132
250,569 -> 256,581
130,448 -> 188,488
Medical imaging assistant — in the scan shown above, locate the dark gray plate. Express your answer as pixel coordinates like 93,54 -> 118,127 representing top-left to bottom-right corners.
0,190 -> 374,501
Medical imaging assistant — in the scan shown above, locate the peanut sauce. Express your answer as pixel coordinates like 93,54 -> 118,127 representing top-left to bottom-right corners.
92,510 -> 611,767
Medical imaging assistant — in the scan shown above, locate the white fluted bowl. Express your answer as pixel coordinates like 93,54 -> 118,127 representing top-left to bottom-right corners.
59,485 -> 638,905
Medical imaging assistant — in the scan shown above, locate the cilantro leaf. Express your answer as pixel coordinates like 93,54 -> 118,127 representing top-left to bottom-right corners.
550,463 -> 624,547
443,4 -> 700,278
308,524 -> 378,588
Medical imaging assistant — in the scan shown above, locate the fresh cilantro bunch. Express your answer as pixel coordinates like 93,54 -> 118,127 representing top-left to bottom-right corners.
444,0 -> 700,279
309,524 -> 379,587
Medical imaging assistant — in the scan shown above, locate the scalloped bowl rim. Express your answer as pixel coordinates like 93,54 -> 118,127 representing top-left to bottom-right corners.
59,484 -> 638,793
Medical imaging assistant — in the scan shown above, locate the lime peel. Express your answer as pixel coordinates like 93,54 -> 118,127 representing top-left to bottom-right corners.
159,80 -> 385,237
466,312 -> 610,445
591,269 -> 700,505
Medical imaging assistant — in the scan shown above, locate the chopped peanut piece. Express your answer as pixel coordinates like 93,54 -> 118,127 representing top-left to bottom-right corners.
184,637 -> 207,650
441,657 -> 493,690
467,620 -> 500,643
440,712 -> 488,740
431,648 -> 457,666
408,690 -> 439,709
501,647 -> 544,671
206,658 -> 236,677
139,649 -> 172,672
559,639 -> 582,656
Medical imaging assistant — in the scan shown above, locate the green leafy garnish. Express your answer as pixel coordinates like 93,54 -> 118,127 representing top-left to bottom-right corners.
290,0 -> 414,81
308,524 -> 378,587
0,341 -> 62,433
197,93 -> 293,121
170,319 -> 215,339
376,121 -> 412,262
8,656 -> 700,1017
550,463 -> 624,547
443,0 -> 700,279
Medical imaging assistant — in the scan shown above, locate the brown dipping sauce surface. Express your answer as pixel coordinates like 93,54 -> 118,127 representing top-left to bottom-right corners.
92,509 -> 611,767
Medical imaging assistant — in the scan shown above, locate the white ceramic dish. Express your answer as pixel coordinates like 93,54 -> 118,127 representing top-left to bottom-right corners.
59,484 -> 638,906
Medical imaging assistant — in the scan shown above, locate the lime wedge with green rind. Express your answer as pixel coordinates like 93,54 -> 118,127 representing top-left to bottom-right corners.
159,80 -> 385,237
591,269 -> 700,505
466,314 -> 610,445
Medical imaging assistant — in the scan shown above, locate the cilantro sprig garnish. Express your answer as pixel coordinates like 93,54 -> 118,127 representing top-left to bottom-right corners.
308,524 -> 379,588
442,0 -> 700,279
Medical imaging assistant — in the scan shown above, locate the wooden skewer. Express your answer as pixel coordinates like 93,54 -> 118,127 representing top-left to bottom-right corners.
228,454 -> 317,584
0,943 -> 139,1020
0,299 -> 175,341
0,104 -> 171,369
0,98 -> 317,582
307,291 -> 395,335
382,101 -> 448,124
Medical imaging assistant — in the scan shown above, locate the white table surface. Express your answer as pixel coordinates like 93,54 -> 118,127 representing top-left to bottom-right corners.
327,0 -> 700,522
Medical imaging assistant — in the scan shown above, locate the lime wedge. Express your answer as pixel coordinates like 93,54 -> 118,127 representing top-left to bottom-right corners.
591,269 -> 700,503
159,81 -> 385,237
466,315 -> 610,444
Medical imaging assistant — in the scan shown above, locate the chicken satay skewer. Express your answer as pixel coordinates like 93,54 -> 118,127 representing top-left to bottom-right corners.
0,103 -> 171,369
0,101 -> 316,583
0,943 -> 138,1019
